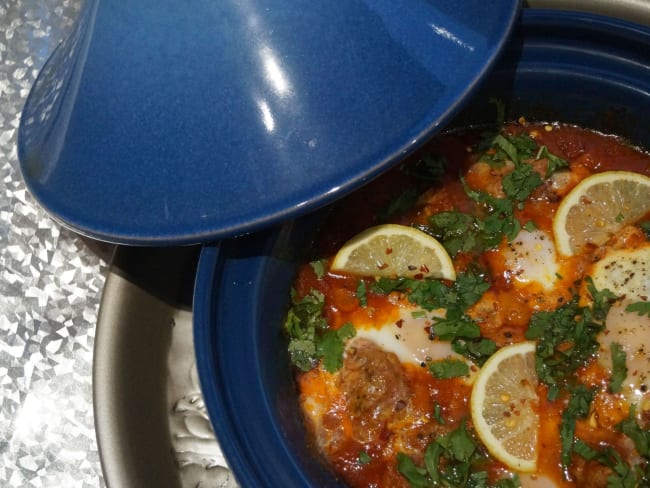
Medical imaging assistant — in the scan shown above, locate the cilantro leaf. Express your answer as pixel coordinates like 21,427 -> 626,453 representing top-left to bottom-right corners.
525,298 -> 603,399
452,338 -> 497,366
586,276 -> 617,321
535,145 -> 568,176
559,385 -> 594,469
309,259 -> 326,279
429,358 -> 470,379
317,322 -> 356,373
356,280 -> 367,307
618,406 -> 650,458
433,403 -> 446,425
284,290 -> 328,371
372,270 -> 493,366
284,290 -> 355,372
609,342 -> 628,394
358,450 -> 372,465
502,162 -> 542,202
626,301 -> 650,317
397,453 -> 429,488
398,422 -> 518,488
432,318 -> 481,341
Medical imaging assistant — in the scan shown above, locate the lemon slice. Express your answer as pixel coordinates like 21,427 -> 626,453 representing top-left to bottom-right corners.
330,224 -> 456,280
553,171 -> 650,256
470,341 -> 539,472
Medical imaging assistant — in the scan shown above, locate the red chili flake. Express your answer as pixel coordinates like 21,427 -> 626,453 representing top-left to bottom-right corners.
395,319 -> 404,329
414,273 -> 424,280
385,247 -> 393,255
420,264 -> 429,273
377,262 -> 389,270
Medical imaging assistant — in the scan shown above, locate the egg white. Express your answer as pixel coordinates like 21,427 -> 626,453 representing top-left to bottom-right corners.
347,307 -> 466,369
593,244 -> 650,407
502,230 -> 560,290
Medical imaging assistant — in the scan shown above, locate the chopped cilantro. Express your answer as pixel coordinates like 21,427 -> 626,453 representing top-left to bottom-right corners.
452,338 -> 497,366
535,145 -> 568,176
626,301 -> 650,317
571,390 -> 650,485
433,403 -> 446,425
309,259 -> 326,279
479,133 -> 537,167
586,276 -> 617,321
502,161 -> 542,202
609,342 -> 628,394
618,405 -> 650,458
525,297 -> 604,400
284,290 -> 355,372
429,358 -> 470,379
572,442 -> 640,488
358,450 -> 371,465
559,385 -> 594,470
523,220 -> 537,232
317,322 -> 356,373
356,280 -> 368,307
371,270 -> 493,365
432,318 -> 481,341
426,130 -> 567,256
397,422 -> 520,488
426,183 -> 522,256
411,309 -> 427,319
371,269 -> 488,313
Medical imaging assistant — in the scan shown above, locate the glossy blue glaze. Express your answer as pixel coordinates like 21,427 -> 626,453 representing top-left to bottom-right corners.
18,0 -> 519,245
194,10 -> 650,488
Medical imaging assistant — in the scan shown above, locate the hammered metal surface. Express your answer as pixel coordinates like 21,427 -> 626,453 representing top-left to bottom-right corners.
1,1 -> 111,486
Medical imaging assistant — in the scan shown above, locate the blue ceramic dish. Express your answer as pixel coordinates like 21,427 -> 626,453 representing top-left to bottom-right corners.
193,10 -> 650,488
17,0 -> 518,245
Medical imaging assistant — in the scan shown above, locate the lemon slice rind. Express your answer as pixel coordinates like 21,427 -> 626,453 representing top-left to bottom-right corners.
470,341 -> 539,473
330,224 -> 455,280
553,171 -> 650,256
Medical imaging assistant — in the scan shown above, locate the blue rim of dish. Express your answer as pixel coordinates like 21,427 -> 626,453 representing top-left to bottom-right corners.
17,0 -> 520,245
194,9 -> 650,488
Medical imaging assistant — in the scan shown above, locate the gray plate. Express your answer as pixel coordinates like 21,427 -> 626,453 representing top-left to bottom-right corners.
93,247 -> 237,488
92,2 -> 650,487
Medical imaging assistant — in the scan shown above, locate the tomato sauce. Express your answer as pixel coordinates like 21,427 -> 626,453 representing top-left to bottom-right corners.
290,123 -> 650,487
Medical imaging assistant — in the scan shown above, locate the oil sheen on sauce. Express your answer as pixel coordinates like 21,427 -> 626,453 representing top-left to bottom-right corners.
289,123 -> 650,488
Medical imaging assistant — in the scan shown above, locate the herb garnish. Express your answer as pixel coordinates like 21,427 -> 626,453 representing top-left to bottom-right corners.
626,301 -> 650,317
309,259 -> 326,279
284,289 -> 356,372
559,385 -> 594,471
609,342 -> 628,394
571,406 -> 650,486
397,422 -> 521,487
425,130 -> 567,256
358,450 -> 372,465
356,280 -> 368,307
371,270 -> 495,365
524,297 -> 604,400
429,358 -> 470,379
433,403 -> 446,425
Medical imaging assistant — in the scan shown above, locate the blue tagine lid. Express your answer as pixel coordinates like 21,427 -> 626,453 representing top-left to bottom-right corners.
18,0 -> 520,245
